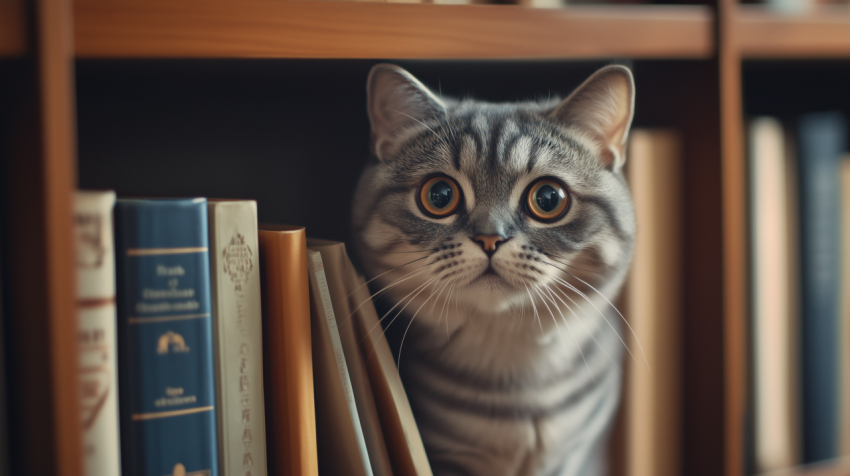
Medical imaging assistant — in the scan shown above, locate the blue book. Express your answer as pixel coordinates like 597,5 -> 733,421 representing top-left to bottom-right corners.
115,198 -> 219,476
798,112 -> 847,464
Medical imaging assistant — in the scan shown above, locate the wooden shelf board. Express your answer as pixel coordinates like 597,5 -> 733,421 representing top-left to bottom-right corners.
739,6 -> 850,59
757,458 -> 850,476
73,0 -> 713,59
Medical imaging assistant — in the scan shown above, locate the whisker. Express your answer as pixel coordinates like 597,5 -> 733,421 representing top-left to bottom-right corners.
544,265 -> 642,368
347,253 -> 432,298
344,262 -> 436,326
397,276 -> 452,370
386,108 -> 451,153
543,258 -> 648,369
544,283 -> 617,370
536,284 -> 595,381
524,285 -> 544,333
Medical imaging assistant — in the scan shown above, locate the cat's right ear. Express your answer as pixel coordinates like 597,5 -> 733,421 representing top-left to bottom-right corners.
367,64 -> 446,162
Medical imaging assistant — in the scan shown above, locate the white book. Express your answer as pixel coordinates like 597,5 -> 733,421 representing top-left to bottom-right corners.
307,249 -> 373,476
749,118 -> 800,471
74,190 -> 121,476
208,200 -> 267,476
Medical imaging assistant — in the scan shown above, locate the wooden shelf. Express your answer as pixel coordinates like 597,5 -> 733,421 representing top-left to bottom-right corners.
757,458 -> 850,476
73,0 -> 713,59
739,6 -> 850,59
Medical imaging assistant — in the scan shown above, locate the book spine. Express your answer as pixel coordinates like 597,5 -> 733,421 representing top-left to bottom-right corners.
115,198 -> 219,476
623,129 -> 682,476
257,227 -> 317,476
75,191 -> 122,476
748,118 -> 799,471
798,112 -> 846,463
208,201 -> 267,476
307,249 -> 372,476
840,155 -> 850,456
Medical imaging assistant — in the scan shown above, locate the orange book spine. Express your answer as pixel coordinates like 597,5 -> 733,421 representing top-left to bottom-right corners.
258,226 -> 317,476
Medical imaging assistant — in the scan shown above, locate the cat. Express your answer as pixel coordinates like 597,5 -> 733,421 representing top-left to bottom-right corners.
351,63 -> 637,476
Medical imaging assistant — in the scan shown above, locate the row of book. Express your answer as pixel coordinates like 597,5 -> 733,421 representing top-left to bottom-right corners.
75,195 -> 431,476
748,112 -> 850,473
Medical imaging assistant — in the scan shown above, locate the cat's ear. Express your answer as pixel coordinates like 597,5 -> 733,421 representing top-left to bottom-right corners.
367,63 -> 447,162
549,65 -> 635,171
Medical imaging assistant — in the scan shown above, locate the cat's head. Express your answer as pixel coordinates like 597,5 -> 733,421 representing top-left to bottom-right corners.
352,64 -> 636,327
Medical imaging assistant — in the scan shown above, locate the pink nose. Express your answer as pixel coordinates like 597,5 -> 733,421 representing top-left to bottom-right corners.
473,235 -> 506,256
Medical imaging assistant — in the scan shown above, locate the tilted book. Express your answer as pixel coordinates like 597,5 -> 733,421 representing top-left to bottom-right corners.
308,240 -> 393,476
114,198 -> 219,476
257,225 -> 317,476
798,112 -> 846,463
207,200 -> 267,476
349,273 -> 433,476
75,191 -> 122,476
748,118 -> 800,471
307,249 -> 373,476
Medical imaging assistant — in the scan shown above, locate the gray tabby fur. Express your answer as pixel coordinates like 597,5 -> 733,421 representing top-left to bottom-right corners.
352,64 -> 637,476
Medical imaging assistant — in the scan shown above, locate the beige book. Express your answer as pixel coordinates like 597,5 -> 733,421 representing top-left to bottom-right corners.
841,155 -> 850,457
307,240 -> 394,476
74,191 -> 122,476
748,118 -> 800,471
208,200 -> 267,476
307,250 -> 373,476
623,130 -> 682,476
348,274 -> 433,476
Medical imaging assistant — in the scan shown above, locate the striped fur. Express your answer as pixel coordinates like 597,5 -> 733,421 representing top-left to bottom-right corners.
352,64 -> 637,476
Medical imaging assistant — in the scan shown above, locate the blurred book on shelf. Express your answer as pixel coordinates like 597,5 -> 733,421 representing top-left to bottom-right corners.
75,191 -> 122,476
748,118 -> 801,472
622,129 -> 683,476
746,112 -> 850,473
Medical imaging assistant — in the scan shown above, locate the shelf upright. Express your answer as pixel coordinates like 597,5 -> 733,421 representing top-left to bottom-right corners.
0,0 -> 83,474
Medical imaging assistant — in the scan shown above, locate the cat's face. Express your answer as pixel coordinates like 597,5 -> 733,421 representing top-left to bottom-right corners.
352,64 -> 636,328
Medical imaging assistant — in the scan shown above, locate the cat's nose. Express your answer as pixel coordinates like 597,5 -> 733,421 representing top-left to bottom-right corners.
473,235 -> 507,258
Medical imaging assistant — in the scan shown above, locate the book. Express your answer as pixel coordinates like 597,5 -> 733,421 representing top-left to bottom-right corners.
622,129 -> 682,476
75,191 -> 122,476
207,200 -> 267,476
748,118 -> 801,471
349,273 -> 433,476
257,225 -> 317,476
841,154 -> 850,457
307,249 -> 373,476
798,112 -> 847,463
307,240 -> 393,476
114,198 -> 219,476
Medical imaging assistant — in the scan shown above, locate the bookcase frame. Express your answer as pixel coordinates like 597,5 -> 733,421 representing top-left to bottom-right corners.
1,0 -> 849,475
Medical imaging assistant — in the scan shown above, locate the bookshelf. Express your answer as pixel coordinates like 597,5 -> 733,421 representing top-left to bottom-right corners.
2,0 -> 850,475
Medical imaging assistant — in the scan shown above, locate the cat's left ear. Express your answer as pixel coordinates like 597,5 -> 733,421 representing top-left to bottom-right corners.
549,65 -> 635,171
367,63 -> 447,162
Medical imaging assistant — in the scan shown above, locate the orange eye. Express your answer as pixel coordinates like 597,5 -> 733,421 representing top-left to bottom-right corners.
525,178 -> 570,222
419,176 -> 461,218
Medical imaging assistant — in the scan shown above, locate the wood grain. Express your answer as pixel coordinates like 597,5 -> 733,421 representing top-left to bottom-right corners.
758,458 -> 850,476
1,0 -> 82,474
73,0 -> 713,59
0,0 -> 26,57
719,1 -> 747,476
739,6 -> 850,58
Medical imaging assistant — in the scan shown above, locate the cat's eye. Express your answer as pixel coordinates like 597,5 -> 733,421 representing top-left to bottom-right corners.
525,178 -> 570,222
418,176 -> 461,218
